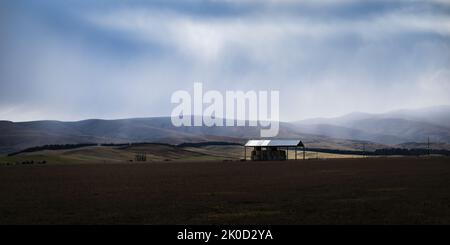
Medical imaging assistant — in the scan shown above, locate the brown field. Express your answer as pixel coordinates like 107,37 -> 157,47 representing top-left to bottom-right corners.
1,157 -> 450,224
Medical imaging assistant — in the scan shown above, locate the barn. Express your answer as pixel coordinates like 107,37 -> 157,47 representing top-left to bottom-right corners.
244,139 -> 305,161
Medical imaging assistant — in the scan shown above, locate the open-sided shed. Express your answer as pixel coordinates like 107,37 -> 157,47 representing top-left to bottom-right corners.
244,139 -> 305,161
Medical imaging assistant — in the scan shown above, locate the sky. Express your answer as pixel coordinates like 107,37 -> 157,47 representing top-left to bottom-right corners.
0,0 -> 449,122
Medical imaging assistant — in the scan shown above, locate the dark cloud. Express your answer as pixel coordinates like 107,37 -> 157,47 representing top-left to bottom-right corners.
0,0 -> 449,121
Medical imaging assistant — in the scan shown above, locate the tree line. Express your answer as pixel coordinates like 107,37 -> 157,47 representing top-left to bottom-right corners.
8,143 -> 98,156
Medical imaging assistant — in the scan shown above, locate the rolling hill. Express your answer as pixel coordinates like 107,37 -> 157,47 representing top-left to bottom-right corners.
1,105 -> 449,154
0,117 -> 386,154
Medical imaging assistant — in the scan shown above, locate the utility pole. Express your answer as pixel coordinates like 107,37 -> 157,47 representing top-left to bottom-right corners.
363,143 -> 366,158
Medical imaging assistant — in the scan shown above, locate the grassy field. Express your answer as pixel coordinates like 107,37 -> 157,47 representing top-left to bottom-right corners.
0,144 -> 366,166
0,144 -> 239,165
0,157 -> 450,224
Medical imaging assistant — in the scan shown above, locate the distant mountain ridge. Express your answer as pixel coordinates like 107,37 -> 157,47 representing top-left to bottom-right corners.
293,105 -> 450,145
1,105 -> 449,154
0,117 -> 386,154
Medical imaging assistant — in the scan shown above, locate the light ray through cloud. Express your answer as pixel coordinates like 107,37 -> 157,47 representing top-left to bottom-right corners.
0,0 -> 449,121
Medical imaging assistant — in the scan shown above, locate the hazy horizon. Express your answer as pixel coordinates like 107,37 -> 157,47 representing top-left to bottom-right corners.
1,0 -> 449,122
2,104 -> 449,123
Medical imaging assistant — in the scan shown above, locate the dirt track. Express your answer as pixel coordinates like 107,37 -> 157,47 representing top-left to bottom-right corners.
1,157 -> 450,224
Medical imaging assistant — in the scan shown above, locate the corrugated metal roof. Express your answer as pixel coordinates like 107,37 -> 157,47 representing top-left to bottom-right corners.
245,139 -> 304,147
